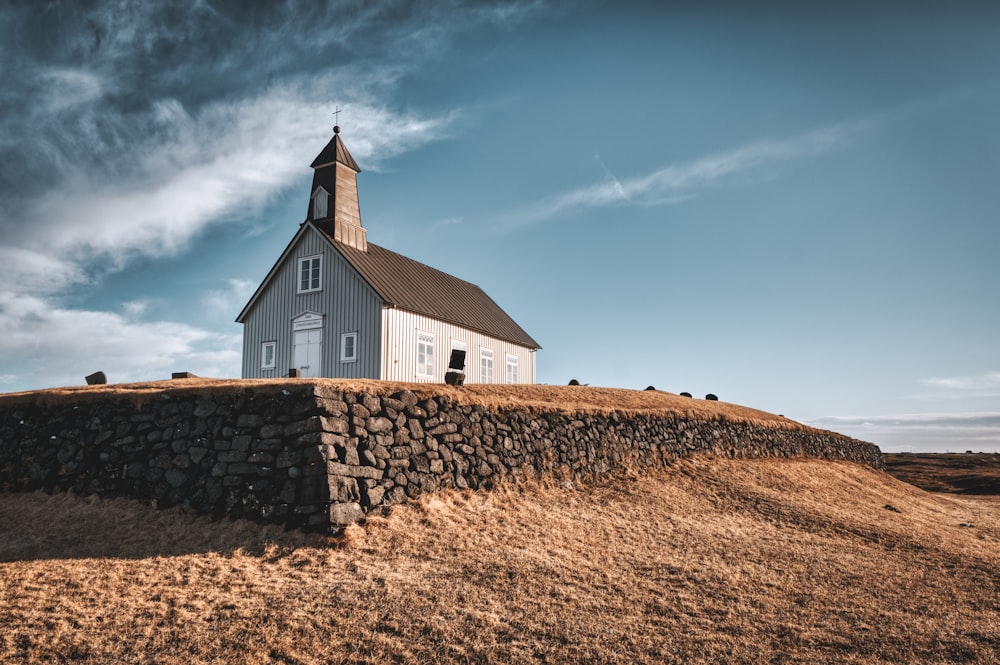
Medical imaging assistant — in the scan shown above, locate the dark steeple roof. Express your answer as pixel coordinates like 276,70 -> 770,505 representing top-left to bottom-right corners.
310,127 -> 360,172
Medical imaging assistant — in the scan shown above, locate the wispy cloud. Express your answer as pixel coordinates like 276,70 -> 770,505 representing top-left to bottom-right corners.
500,117 -> 878,229
15,87 -> 458,287
919,371 -> 1000,393
202,279 -> 257,317
430,217 -> 465,232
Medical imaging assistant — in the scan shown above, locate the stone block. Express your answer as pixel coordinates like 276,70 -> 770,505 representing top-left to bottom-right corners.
260,423 -> 285,438
350,404 -> 371,419
329,502 -> 364,526
193,401 -> 217,418
330,475 -> 360,503
366,416 -> 394,433
363,484 -> 385,507
232,435 -> 253,452
237,414 -> 263,428
165,469 -> 187,488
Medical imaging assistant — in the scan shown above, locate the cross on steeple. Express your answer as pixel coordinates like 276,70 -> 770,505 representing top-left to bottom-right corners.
333,106 -> 341,133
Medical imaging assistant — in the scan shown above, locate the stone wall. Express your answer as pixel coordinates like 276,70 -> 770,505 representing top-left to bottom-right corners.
0,383 -> 883,531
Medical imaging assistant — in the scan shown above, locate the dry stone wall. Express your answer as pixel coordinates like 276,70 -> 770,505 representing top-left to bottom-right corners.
0,383 -> 882,531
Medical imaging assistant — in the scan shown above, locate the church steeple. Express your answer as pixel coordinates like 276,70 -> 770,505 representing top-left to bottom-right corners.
308,125 -> 367,252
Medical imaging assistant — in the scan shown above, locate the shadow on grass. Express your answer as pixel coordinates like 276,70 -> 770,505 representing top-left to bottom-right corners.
0,489 -> 320,562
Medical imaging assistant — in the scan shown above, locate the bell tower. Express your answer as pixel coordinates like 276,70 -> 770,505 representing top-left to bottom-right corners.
308,125 -> 367,252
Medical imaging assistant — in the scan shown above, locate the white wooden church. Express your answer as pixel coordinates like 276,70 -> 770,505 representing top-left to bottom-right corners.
236,126 -> 540,383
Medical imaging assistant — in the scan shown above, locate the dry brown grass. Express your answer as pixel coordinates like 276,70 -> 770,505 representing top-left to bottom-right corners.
0,378 -> 803,429
3,457 -> 999,664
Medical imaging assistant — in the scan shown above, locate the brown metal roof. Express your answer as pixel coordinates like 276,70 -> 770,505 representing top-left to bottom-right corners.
316,222 -> 540,349
309,132 -> 361,172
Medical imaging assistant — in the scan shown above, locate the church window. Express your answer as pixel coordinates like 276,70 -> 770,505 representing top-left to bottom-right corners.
261,341 -> 276,370
416,332 -> 435,377
340,332 -> 357,362
298,255 -> 321,293
505,354 -> 518,383
480,348 -> 494,383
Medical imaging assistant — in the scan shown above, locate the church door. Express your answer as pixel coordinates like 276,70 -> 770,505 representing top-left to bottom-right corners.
293,329 -> 322,377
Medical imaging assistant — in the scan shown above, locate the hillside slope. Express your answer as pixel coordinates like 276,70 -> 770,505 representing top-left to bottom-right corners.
2,457 -> 998,664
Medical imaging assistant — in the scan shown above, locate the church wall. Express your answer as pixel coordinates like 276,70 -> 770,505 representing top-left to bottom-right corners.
381,308 -> 537,384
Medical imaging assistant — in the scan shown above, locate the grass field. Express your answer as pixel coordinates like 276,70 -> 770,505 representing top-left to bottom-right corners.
884,453 -> 1000,496
3,455 -> 999,664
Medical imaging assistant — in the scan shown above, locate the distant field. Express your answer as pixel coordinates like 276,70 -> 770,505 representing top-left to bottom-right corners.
884,453 -> 1000,496
2,456 -> 999,664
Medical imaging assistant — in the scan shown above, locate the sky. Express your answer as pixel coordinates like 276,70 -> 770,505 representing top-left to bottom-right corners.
1,1 -> 998,453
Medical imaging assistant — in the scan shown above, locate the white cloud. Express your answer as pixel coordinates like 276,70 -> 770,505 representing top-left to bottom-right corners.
0,292 -> 241,392
41,68 -> 105,112
501,117 -> 877,229
121,300 -> 149,319
203,278 -> 257,317
808,411 -> 1000,453
430,217 -> 464,231
919,371 -> 1000,393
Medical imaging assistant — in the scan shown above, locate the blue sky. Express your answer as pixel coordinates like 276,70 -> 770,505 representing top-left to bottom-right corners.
1,1 -> 998,452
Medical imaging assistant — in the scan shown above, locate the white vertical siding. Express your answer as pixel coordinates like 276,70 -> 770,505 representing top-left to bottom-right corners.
241,228 -> 382,378
381,308 -> 536,384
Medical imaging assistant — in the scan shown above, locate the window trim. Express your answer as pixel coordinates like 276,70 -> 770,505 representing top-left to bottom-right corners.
340,332 -> 358,363
261,341 -> 276,370
297,255 -> 322,294
416,331 -> 435,378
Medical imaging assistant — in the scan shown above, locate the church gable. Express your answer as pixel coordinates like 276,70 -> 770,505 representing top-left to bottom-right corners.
236,224 -> 383,379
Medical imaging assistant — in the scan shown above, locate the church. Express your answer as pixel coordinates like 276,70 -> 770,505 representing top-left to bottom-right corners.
236,126 -> 540,383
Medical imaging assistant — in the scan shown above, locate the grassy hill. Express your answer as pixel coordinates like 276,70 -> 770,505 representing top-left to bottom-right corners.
2,455 -> 998,664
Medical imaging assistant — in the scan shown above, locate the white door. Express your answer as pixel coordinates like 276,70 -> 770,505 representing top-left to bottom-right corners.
293,329 -> 322,377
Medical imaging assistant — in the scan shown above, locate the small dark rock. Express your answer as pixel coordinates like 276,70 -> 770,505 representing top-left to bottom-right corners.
705,394 -> 718,401
884,504 -> 902,513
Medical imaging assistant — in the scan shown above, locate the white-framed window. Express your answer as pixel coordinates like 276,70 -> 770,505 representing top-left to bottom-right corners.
312,187 -> 328,219
340,332 -> 358,362
480,347 -> 494,383
298,255 -> 322,293
505,354 -> 518,384
416,332 -> 435,377
261,341 -> 276,370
